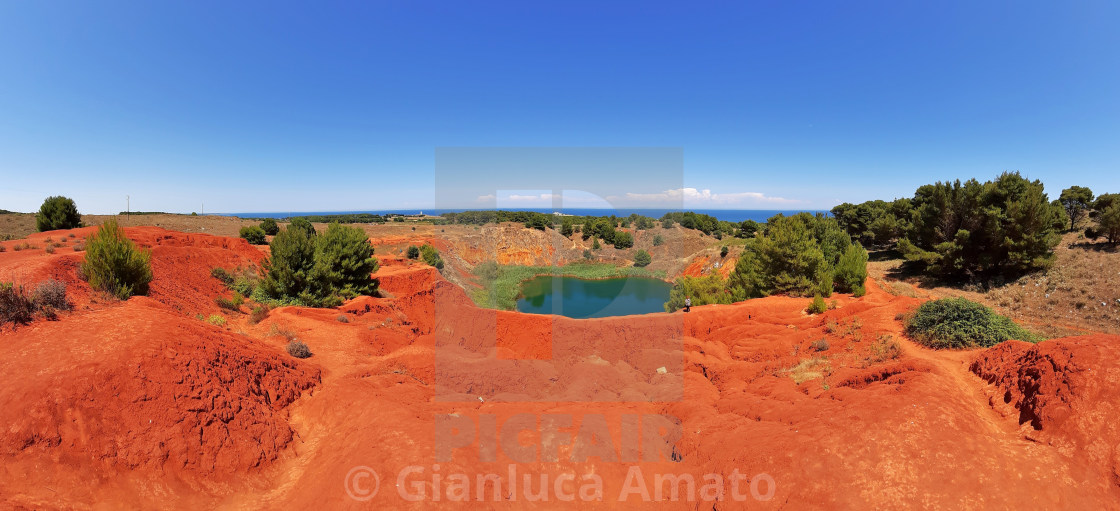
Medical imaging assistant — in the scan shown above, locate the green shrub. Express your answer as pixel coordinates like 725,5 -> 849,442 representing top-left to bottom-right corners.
311,222 -> 380,299
215,292 -> 244,312
240,225 -> 267,245
261,222 -> 379,307
592,238 -> 601,250
583,249 -> 592,260
633,249 -> 651,267
612,231 -> 634,249
1092,193 -> 1120,243
81,220 -> 152,299
816,271 -> 834,298
720,246 -> 729,258
36,196 -> 81,232
724,212 -> 870,301
289,217 -> 317,237
407,245 -> 420,259
904,298 -> 1039,349
1059,186 -> 1095,231
806,294 -> 827,315
259,218 -> 280,235
899,172 -> 1062,278
834,243 -> 868,294
211,267 -> 233,285
659,212 -> 721,235
207,314 -> 226,326
419,243 -> 444,269
248,304 -> 269,324
729,214 -> 831,299
665,274 -> 732,312
737,220 -> 761,238
653,234 -> 664,246
525,216 -> 548,231
231,274 -> 257,297
260,225 -> 318,304
831,199 -> 911,246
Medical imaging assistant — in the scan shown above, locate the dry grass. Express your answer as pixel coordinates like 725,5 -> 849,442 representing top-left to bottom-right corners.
870,233 -> 1119,336
286,340 -> 312,358
983,236 -> 1120,335
863,335 -> 902,366
0,213 -> 37,240
269,323 -> 300,342
783,357 -> 832,384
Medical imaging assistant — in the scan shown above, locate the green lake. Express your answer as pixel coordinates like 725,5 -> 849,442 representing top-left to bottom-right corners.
515,275 -> 672,318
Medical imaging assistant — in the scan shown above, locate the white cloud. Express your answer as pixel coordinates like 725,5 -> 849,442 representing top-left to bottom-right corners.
505,193 -> 555,202
608,187 -> 800,207
472,187 -> 801,209
475,191 -> 556,206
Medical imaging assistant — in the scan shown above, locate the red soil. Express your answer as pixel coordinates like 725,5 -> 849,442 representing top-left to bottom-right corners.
2,227 -> 1120,509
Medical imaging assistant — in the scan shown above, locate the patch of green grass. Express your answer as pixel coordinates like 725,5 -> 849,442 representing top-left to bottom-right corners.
469,261 -> 666,310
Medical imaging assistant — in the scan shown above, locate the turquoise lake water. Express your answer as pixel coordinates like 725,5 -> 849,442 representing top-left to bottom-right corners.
515,276 -> 672,318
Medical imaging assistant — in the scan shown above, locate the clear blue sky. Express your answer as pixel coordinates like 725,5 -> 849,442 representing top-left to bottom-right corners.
2,1 -> 1118,214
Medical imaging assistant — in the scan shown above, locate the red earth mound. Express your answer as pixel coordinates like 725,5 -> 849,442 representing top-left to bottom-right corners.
2,226 -> 1120,509
971,337 -> 1120,489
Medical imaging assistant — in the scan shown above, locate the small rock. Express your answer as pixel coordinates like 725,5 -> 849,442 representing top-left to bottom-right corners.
656,366 -> 667,375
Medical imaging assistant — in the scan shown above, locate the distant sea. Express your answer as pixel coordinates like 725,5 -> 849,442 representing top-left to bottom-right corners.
220,209 -> 829,223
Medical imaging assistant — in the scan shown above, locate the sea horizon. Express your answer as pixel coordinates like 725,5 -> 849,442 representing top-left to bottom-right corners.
218,208 -> 832,223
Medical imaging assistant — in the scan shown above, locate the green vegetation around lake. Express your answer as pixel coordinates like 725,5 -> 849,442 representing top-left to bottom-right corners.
470,261 -> 665,310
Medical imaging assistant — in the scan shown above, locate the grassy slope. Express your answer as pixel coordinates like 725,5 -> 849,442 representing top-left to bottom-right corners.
868,231 -> 1120,337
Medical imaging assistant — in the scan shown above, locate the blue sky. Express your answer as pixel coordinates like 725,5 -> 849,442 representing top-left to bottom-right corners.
2,1 -> 1118,214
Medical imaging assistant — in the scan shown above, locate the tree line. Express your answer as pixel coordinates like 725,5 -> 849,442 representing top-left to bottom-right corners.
831,172 -> 1120,281
666,212 -> 868,311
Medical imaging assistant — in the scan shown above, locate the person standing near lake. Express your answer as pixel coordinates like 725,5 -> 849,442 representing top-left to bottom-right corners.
684,297 -> 691,312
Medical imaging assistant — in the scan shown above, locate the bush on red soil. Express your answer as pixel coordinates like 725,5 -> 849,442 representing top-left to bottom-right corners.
82,220 -> 153,299
0,283 -> 35,326
261,222 -> 379,306
35,195 -> 82,232
905,297 -> 1038,348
